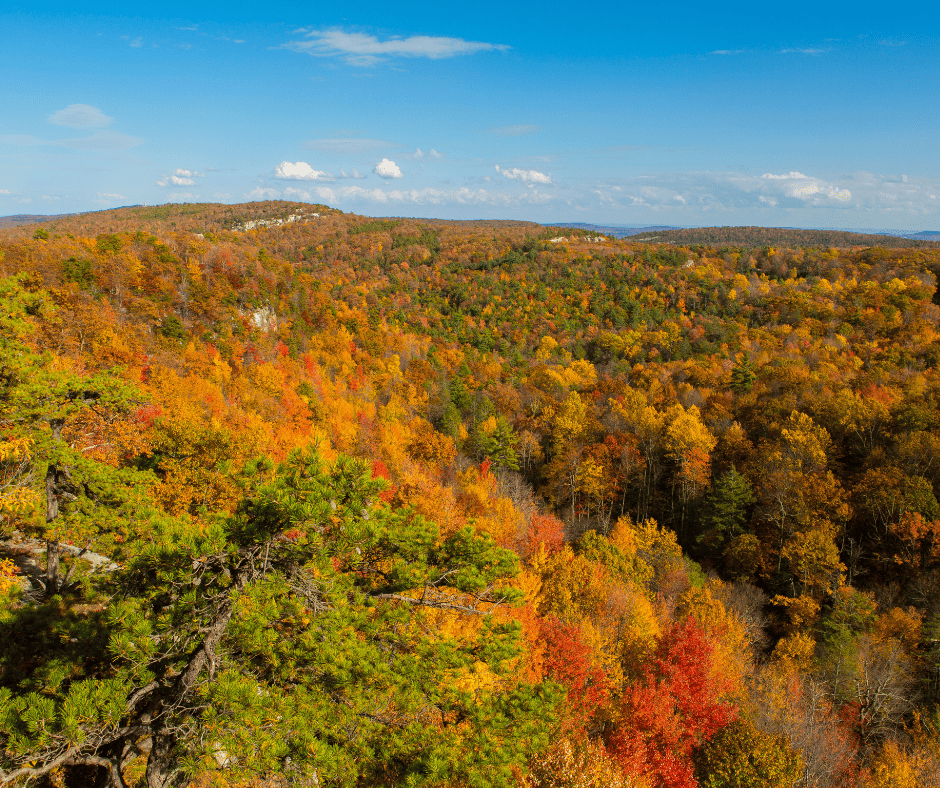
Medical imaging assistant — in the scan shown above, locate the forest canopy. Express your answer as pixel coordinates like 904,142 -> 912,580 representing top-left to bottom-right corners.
1,201 -> 940,787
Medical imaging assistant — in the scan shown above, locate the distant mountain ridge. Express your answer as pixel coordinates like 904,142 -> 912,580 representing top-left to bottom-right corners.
0,213 -> 77,229
3,207 -> 938,248
545,222 -> 682,238
548,222 -> 940,249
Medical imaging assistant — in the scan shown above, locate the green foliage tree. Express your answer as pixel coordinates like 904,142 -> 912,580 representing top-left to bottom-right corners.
472,415 -> 520,472
158,314 -> 187,340
693,718 -> 802,788
698,466 -> 755,551
0,448 -> 558,787
96,233 -> 123,255
729,357 -> 756,394
0,275 -> 146,593
62,256 -> 95,288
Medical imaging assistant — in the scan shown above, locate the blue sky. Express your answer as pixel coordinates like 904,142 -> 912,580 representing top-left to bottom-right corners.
2,1 -> 938,230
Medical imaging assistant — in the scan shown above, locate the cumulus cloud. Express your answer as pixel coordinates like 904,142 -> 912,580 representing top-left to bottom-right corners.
247,182 -> 561,208
414,148 -> 444,160
760,172 -> 850,201
584,170 -> 940,218
274,161 -> 332,181
238,168 -> 939,223
247,187 -> 282,200
495,165 -> 552,185
284,29 -> 509,66
155,168 -> 206,186
373,158 -> 403,179
338,169 -> 366,179
48,104 -> 114,129
301,184 -> 558,208
283,186 -> 313,200
157,175 -> 196,186
590,171 -> 854,211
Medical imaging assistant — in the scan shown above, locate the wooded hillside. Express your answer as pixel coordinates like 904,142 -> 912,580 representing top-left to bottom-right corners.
2,202 -> 940,787
626,226 -> 939,249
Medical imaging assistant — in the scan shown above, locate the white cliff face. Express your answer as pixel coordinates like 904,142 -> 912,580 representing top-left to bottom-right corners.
235,212 -> 319,231
250,306 -> 277,332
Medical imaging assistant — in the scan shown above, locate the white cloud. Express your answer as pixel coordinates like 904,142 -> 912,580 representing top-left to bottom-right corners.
760,171 -> 851,201
285,29 -> 509,66
247,187 -> 281,200
239,169 -> 940,222
303,184 -> 557,207
0,189 -> 10,194
414,148 -> 444,160
157,175 -> 196,186
373,158 -> 403,179
169,192 -> 198,200
129,37 -> 144,48
98,192 -> 126,199
283,186 -> 312,200
48,104 -> 114,129
585,170 -> 940,215
273,161 -> 332,181
496,165 -> 552,185
338,169 -> 366,179
252,185 -> 559,209
175,168 -> 204,178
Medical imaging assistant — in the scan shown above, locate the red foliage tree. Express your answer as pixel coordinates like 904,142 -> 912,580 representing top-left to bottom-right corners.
539,617 -> 611,735
524,512 -> 566,557
608,618 -> 736,788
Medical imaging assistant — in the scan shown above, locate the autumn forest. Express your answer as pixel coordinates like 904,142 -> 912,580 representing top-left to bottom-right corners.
2,201 -> 940,788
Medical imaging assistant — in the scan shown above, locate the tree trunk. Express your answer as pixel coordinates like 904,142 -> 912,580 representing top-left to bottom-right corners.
45,418 -> 66,597
46,539 -> 59,594
144,734 -> 176,788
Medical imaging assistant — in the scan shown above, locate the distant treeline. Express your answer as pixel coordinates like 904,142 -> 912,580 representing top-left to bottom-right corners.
631,225 -> 939,249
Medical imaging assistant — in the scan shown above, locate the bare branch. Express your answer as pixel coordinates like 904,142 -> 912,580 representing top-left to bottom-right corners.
371,592 -> 496,616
